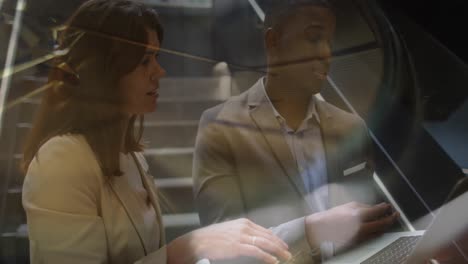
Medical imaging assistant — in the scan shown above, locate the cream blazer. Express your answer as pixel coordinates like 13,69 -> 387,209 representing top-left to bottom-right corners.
193,78 -> 378,263
22,134 -> 167,264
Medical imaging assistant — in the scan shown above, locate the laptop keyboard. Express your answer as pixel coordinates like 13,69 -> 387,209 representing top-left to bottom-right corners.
361,236 -> 422,264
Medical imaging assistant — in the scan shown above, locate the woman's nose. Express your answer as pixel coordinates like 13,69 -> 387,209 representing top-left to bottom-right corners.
157,65 -> 166,78
153,59 -> 166,79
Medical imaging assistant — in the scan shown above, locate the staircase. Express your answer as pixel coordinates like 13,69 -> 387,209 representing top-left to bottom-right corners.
0,75 -> 44,264
0,1 -> 266,261
0,68 -> 236,262
144,72 -> 233,241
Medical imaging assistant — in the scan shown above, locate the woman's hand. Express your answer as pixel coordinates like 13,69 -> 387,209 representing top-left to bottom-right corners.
167,218 -> 292,264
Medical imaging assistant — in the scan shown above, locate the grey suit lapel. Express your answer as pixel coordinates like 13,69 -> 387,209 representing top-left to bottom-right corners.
247,79 -> 307,198
316,100 -> 341,183
316,100 -> 343,208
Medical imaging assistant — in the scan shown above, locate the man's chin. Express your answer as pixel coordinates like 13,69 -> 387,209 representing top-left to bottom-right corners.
306,86 -> 323,96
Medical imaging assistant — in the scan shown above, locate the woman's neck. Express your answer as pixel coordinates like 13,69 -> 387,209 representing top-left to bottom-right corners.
120,116 -> 130,153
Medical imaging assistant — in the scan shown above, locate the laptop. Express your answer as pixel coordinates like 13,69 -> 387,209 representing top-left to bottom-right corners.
324,177 -> 468,264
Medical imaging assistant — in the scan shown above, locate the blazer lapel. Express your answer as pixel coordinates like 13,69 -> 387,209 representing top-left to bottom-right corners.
131,152 -> 166,247
108,173 -> 150,255
247,80 -> 307,198
138,165 -> 166,247
316,100 -> 343,207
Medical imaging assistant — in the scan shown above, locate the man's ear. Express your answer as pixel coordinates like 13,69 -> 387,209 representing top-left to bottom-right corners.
265,27 -> 279,51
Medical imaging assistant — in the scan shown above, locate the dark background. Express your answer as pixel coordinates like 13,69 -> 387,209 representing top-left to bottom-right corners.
391,0 -> 468,64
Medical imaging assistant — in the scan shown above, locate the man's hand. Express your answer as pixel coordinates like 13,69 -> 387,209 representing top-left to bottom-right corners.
304,202 -> 399,249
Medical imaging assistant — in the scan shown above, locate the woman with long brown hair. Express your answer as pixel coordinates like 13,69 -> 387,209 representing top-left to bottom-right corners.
21,0 -> 292,263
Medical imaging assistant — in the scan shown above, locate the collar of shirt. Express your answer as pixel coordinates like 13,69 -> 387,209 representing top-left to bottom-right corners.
260,77 -> 321,132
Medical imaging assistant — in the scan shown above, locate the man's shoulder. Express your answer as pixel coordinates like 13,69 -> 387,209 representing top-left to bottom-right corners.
200,87 -> 252,122
317,99 -> 365,126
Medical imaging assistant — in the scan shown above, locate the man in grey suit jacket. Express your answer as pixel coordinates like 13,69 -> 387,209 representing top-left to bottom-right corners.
193,1 -> 398,262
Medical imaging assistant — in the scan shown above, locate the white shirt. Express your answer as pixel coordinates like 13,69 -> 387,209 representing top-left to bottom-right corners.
261,81 -> 334,258
121,153 -> 160,252
261,82 -> 329,212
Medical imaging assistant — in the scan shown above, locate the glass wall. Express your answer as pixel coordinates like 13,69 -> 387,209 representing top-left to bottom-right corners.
0,0 -> 466,263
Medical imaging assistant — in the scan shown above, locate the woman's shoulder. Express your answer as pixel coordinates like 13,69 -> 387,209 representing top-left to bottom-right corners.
29,134 -> 100,177
24,134 -> 103,215
38,134 -> 90,155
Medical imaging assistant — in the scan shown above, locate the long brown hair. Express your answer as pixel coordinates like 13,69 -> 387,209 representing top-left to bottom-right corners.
22,0 -> 164,177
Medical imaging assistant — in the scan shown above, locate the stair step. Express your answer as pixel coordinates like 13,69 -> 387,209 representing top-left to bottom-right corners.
163,213 -> 200,228
17,99 -> 40,123
145,147 -> 194,156
16,75 -> 230,123
146,100 -> 222,121
158,184 -> 195,214
0,155 -> 21,183
143,120 -> 199,126
15,121 -> 200,152
7,187 -> 22,194
1,191 -> 26,233
18,98 -> 222,123
140,0 -> 213,9
142,121 -> 198,148
1,232 -> 18,238
156,178 -> 193,188
158,77 -> 231,101
163,213 -> 201,242
7,76 -> 47,102
0,225 -> 27,239
145,148 -> 194,179
4,155 -> 24,189
14,123 -> 31,153
10,147 -> 195,183
11,75 -> 231,99
0,234 -> 29,264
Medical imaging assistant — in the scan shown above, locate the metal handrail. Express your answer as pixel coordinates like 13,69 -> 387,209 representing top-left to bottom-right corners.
0,0 -> 25,137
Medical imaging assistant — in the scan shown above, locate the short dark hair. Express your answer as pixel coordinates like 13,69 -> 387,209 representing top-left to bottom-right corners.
264,0 -> 334,31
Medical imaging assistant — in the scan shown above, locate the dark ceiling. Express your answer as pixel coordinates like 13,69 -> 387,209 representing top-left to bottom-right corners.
389,0 -> 468,64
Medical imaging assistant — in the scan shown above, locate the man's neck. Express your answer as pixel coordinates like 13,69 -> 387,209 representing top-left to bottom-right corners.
264,76 -> 314,130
